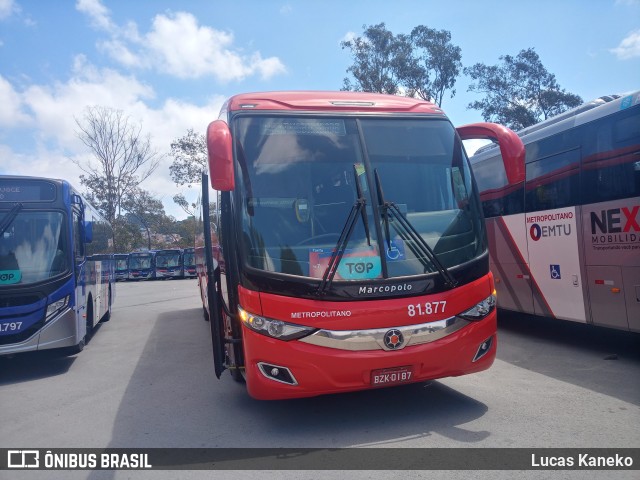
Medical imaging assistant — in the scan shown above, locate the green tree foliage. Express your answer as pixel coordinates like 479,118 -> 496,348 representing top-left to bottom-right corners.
404,26 -> 462,106
111,217 -> 144,253
341,23 -> 410,94
74,106 -> 161,224
123,188 -> 168,250
464,48 -> 583,130
341,23 -> 462,107
172,193 -> 196,217
168,128 -> 208,217
168,128 -> 208,187
174,216 -> 198,248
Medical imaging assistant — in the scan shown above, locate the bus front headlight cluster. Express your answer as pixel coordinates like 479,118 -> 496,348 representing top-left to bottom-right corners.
458,292 -> 496,321
238,306 -> 315,341
45,295 -> 69,322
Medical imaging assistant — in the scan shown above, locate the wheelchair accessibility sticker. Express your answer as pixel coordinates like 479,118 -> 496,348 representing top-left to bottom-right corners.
550,264 -> 561,280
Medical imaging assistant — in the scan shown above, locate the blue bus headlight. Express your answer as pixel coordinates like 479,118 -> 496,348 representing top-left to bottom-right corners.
45,295 -> 70,322
238,306 -> 315,341
458,292 -> 496,321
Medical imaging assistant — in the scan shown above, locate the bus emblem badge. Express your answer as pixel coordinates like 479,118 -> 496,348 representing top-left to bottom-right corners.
384,329 -> 405,350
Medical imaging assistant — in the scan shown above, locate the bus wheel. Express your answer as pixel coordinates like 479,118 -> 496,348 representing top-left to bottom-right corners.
101,287 -> 112,322
229,366 -> 245,383
64,338 -> 85,356
85,301 -> 94,342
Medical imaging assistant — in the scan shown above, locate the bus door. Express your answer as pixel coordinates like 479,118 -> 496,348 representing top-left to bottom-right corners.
523,148 -> 587,323
71,197 -> 89,336
579,104 -> 640,331
201,173 -> 245,379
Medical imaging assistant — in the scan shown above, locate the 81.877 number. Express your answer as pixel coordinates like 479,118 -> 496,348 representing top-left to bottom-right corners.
407,301 -> 446,317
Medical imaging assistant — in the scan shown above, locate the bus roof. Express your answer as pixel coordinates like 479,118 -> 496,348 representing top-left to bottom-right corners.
223,91 -> 446,115
471,90 -> 639,157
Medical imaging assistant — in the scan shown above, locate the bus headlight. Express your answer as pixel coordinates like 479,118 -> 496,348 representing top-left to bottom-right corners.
45,295 -> 70,322
238,306 -> 316,341
458,292 -> 496,321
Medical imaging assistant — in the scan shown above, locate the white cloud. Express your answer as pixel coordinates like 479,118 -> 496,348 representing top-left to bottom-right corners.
0,75 -> 31,126
2,58 -> 224,219
145,11 -> 286,82
341,31 -> 357,45
76,0 -> 286,82
98,39 -> 141,68
21,55 -> 155,149
0,0 -> 16,20
610,29 -> 640,59
0,144 -> 86,194
75,0 -> 115,32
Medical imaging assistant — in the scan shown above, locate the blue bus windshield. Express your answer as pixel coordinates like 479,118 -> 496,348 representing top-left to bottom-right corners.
0,210 -> 68,285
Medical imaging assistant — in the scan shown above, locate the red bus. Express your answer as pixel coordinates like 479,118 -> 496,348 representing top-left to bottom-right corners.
197,91 -> 524,400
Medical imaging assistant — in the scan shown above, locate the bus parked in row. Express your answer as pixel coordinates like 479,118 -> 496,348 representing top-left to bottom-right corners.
128,250 -> 155,281
154,248 -> 183,279
114,253 -> 129,281
183,247 -> 196,278
470,91 -> 640,332
0,175 -> 115,356
197,91 -> 525,400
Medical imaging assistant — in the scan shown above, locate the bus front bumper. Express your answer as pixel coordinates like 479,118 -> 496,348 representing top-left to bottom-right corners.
0,308 -> 77,356
242,312 -> 497,400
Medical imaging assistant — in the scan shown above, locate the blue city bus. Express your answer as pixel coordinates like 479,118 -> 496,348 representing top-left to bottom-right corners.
128,251 -> 155,280
0,175 -> 115,355
114,253 -> 129,281
182,247 -> 196,278
154,248 -> 183,279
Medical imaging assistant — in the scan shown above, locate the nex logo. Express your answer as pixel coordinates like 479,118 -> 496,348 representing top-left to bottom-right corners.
590,206 -> 640,234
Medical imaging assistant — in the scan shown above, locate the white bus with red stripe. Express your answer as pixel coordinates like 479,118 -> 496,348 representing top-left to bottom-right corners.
196,91 -> 525,400
470,91 -> 640,332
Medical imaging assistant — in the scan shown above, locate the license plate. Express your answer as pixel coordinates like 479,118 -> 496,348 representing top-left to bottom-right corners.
371,366 -> 413,386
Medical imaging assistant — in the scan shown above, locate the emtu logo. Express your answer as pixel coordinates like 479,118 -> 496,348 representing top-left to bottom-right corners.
530,223 -> 542,241
529,223 -> 572,241
8,450 -> 39,468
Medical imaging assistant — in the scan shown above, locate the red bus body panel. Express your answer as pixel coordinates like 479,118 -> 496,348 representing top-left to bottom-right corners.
237,274 -> 496,400
226,91 -> 446,114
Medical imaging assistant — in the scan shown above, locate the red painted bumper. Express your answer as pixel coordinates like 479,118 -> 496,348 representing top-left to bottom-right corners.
242,312 -> 497,400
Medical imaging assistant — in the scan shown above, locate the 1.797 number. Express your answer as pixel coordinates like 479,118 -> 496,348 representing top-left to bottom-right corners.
0,322 -> 22,332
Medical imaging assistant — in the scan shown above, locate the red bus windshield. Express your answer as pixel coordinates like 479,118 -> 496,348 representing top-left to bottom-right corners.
235,115 -> 485,283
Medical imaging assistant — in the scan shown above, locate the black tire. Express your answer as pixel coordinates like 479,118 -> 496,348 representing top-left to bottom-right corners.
64,338 -> 85,356
100,287 -> 112,323
85,299 -> 94,343
229,365 -> 245,383
226,317 -> 244,383
64,299 -> 92,356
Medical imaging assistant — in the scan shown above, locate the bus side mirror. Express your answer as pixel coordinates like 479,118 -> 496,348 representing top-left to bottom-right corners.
207,120 -> 234,191
457,122 -> 525,185
83,221 -> 93,243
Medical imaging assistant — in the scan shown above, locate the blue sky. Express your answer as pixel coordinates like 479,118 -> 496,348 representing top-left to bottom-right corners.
1,0 -> 639,219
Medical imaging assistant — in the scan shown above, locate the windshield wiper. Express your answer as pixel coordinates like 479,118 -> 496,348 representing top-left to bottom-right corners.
0,203 -> 23,237
374,169 -> 458,289
316,165 -> 370,297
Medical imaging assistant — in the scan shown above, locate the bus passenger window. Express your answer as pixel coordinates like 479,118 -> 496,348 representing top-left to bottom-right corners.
525,149 -> 580,213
